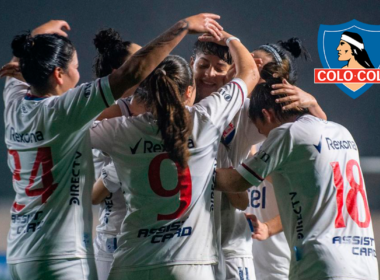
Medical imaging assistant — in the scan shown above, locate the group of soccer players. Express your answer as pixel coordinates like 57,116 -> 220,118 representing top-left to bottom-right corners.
1,13 -> 378,280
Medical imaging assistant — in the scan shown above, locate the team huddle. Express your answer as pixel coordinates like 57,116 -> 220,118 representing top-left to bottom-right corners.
1,14 -> 378,280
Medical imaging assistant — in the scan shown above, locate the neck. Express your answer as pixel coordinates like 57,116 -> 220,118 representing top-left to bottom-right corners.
30,86 -> 61,98
129,98 -> 147,115
347,58 -> 363,69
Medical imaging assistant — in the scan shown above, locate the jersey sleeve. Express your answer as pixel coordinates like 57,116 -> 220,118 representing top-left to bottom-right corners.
236,125 -> 293,186
101,163 -> 121,193
241,99 -> 266,145
90,117 -> 120,155
49,76 -> 115,130
194,78 -> 247,134
3,77 -> 29,106
117,97 -> 132,117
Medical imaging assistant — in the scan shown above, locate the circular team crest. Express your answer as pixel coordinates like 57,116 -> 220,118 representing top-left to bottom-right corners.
315,20 -> 380,99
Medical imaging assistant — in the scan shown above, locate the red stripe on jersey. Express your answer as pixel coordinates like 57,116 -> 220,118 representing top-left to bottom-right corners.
241,163 -> 264,181
13,201 -> 25,211
98,79 -> 110,108
231,81 -> 244,107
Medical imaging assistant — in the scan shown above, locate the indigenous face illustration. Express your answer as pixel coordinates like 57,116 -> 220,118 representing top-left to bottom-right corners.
337,40 -> 354,62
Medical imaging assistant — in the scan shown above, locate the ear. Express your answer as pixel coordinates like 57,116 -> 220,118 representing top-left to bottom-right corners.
262,108 -> 276,124
52,67 -> 65,86
190,56 -> 195,69
183,85 -> 195,105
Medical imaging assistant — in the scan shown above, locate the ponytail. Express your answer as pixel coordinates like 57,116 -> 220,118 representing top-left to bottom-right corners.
146,55 -> 193,168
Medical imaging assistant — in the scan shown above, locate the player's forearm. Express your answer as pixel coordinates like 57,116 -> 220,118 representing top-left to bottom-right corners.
265,215 -> 283,237
109,19 -> 189,99
226,192 -> 249,210
92,177 -> 111,205
228,38 -> 258,93
215,168 -> 252,193
309,101 -> 327,120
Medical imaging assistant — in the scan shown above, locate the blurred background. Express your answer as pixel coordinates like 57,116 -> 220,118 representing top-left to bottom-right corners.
0,0 -> 379,279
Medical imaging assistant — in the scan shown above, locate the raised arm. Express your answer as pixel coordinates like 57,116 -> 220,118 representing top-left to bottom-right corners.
109,14 -> 223,99
199,31 -> 259,94
271,79 -> 327,120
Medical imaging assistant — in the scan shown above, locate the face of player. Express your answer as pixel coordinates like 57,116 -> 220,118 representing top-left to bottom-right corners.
191,53 -> 231,103
337,40 -> 353,61
61,51 -> 80,94
252,50 -> 274,83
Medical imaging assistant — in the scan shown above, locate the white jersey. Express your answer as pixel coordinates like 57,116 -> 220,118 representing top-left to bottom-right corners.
216,98 -> 265,259
91,78 -> 247,270
4,77 -> 114,264
95,97 -> 132,237
246,180 -> 290,280
237,115 -> 378,280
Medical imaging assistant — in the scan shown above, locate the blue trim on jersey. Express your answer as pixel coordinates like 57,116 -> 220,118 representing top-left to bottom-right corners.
24,94 -> 48,101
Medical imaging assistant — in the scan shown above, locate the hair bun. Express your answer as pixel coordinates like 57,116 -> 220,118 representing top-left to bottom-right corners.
278,37 -> 311,61
94,28 -> 123,54
11,33 -> 34,58
155,68 -> 166,76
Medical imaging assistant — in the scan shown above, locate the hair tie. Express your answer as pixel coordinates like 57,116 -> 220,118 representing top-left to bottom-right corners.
155,68 -> 166,76
259,45 -> 282,65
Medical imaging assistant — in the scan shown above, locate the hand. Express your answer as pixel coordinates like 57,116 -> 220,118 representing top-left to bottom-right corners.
31,20 -> 71,37
271,79 -> 317,111
185,13 -> 223,40
198,30 -> 233,46
0,61 -> 25,82
245,214 -> 270,241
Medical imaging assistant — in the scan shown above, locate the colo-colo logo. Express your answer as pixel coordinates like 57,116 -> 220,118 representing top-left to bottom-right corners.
315,20 -> 380,98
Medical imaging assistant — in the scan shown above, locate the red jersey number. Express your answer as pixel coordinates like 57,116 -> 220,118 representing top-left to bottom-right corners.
9,147 -> 58,211
331,159 -> 371,228
148,153 -> 192,221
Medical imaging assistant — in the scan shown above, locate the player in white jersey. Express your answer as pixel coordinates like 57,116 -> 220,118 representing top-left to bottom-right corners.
90,29 -> 149,280
191,37 -> 326,279
90,29 -> 259,279
2,15 -> 223,280
246,145 -> 290,280
215,73 -> 379,280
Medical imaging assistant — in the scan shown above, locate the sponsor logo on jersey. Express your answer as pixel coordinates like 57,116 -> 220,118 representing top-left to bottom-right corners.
83,83 -> 91,98
325,137 -> 357,150
219,88 -> 233,102
103,193 -> 113,224
11,211 -> 44,235
316,20 -> 380,98
313,135 -> 323,153
258,150 -> 270,163
221,123 -> 235,146
69,151 -> 82,206
332,236 -> 376,257
130,138 -> 195,154
290,192 -> 304,239
10,127 -> 44,143
137,220 -> 192,244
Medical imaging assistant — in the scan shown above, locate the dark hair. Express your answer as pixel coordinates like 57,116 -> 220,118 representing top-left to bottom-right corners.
11,33 -> 75,93
133,84 -> 152,109
146,55 -> 193,168
93,28 -> 133,78
257,38 -> 310,85
192,40 -> 232,64
249,67 -> 307,123
341,31 -> 374,68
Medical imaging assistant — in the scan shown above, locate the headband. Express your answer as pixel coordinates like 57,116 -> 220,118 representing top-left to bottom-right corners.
341,34 -> 364,50
259,45 -> 282,65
